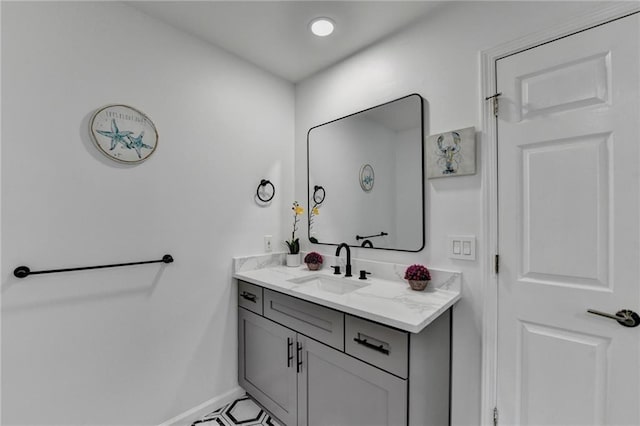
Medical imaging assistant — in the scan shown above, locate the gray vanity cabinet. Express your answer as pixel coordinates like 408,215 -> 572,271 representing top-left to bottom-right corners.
238,282 -> 451,426
238,308 -> 297,426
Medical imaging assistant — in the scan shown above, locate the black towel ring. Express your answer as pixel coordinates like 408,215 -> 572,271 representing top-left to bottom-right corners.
312,185 -> 326,204
257,179 -> 275,203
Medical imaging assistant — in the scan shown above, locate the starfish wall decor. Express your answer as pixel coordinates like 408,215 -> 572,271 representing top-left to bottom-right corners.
89,104 -> 158,164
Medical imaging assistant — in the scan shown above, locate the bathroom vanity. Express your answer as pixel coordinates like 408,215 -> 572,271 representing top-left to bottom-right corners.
233,254 -> 461,426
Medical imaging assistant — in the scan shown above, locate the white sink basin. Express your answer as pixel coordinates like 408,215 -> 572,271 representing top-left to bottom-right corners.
288,274 -> 370,295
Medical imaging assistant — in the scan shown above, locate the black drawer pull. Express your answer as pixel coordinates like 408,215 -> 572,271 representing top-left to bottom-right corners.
240,291 -> 257,303
353,337 -> 389,355
296,342 -> 303,373
287,337 -> 294,368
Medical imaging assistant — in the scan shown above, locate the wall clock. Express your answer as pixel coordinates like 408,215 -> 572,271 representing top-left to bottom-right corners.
89,104 -> 158,164
359,164 -> 375,192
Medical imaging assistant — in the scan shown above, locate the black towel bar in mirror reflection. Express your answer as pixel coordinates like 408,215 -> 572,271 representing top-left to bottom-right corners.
356,232 -> 388,241
13,254 -> 174,279
256,179 -> 275,203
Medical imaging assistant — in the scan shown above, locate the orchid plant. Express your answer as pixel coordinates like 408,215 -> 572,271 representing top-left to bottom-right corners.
308,205 -> 320,243
285,201 -> 304,254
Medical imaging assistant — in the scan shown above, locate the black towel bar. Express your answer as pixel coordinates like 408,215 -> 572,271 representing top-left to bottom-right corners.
13,254 -> 174,279
355,232 -> 388,240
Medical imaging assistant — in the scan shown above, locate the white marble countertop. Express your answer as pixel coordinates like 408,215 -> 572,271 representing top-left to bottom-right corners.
233,254 -> 461,333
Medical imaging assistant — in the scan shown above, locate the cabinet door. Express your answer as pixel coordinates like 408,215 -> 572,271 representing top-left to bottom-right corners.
297,335 -> 407,426
238,308 -> 297,426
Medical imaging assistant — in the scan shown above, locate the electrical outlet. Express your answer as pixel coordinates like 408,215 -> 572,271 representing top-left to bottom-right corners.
264,235 -> 273,252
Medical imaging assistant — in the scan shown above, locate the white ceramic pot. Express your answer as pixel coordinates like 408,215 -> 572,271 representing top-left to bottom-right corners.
286,254 -> 301,267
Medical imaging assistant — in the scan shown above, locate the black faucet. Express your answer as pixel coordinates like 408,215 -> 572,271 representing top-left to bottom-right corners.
335,243 -> 352,277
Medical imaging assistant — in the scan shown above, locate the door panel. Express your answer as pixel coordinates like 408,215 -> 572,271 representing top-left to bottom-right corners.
519,52 -> 610,119
518,322 -> 610,425
519,132 -> 610,288
238,308 -> 297,426
297,335 -> 407,426
497,13 -> 639,425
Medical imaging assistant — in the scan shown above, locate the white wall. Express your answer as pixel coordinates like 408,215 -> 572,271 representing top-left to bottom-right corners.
295,2 -> 608,424
1,2 -> 293,425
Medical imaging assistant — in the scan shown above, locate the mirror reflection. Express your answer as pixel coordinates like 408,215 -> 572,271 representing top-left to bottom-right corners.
307,94 -> 424,252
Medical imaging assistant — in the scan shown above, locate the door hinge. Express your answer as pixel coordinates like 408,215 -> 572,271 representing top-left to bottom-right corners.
493,407 -> 499,426
494,254 -> 499,274
485,93 -> 502,117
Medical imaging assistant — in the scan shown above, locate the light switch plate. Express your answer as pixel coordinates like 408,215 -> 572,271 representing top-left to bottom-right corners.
448,235 -> 476,260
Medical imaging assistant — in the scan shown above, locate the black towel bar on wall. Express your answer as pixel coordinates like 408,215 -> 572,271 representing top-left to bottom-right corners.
13,254 -> 174,279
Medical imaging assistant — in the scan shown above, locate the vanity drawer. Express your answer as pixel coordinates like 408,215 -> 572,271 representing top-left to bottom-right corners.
345,314 -> 409,378
238,281 -> 263,315
263,289 -> 344,350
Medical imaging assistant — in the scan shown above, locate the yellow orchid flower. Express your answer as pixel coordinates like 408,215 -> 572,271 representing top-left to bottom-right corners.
287,202 -> 303,254
312,207 -> 319,215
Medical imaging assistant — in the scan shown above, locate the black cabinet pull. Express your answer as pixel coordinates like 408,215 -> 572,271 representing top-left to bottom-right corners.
296,341 -> 303,373
287,337 -> 294,368
353,337 -> 389,355
240,292 -> 257,303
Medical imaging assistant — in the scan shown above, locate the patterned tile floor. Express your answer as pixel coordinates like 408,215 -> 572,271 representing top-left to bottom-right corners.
192,395 -> 281,426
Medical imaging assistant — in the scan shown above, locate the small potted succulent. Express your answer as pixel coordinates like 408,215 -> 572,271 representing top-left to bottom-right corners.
304,251 -> 323,271
404,264 -> 431,291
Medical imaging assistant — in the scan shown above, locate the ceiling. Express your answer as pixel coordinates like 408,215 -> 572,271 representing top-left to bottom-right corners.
128,1 -> 446,83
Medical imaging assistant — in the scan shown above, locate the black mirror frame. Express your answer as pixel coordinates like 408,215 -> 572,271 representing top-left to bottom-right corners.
306,93 -> 425,253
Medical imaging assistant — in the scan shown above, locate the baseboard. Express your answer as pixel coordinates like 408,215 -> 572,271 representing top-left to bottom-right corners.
158,386 -> 245,426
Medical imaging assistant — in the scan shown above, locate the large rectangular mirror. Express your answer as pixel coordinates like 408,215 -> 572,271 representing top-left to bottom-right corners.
307,94 -> 424,252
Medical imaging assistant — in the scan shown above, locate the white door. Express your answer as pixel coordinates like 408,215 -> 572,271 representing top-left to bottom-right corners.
496,13 -> 639,425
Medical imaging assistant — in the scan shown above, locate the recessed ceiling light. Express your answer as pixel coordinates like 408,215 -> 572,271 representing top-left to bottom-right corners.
310,18 -> 335,37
